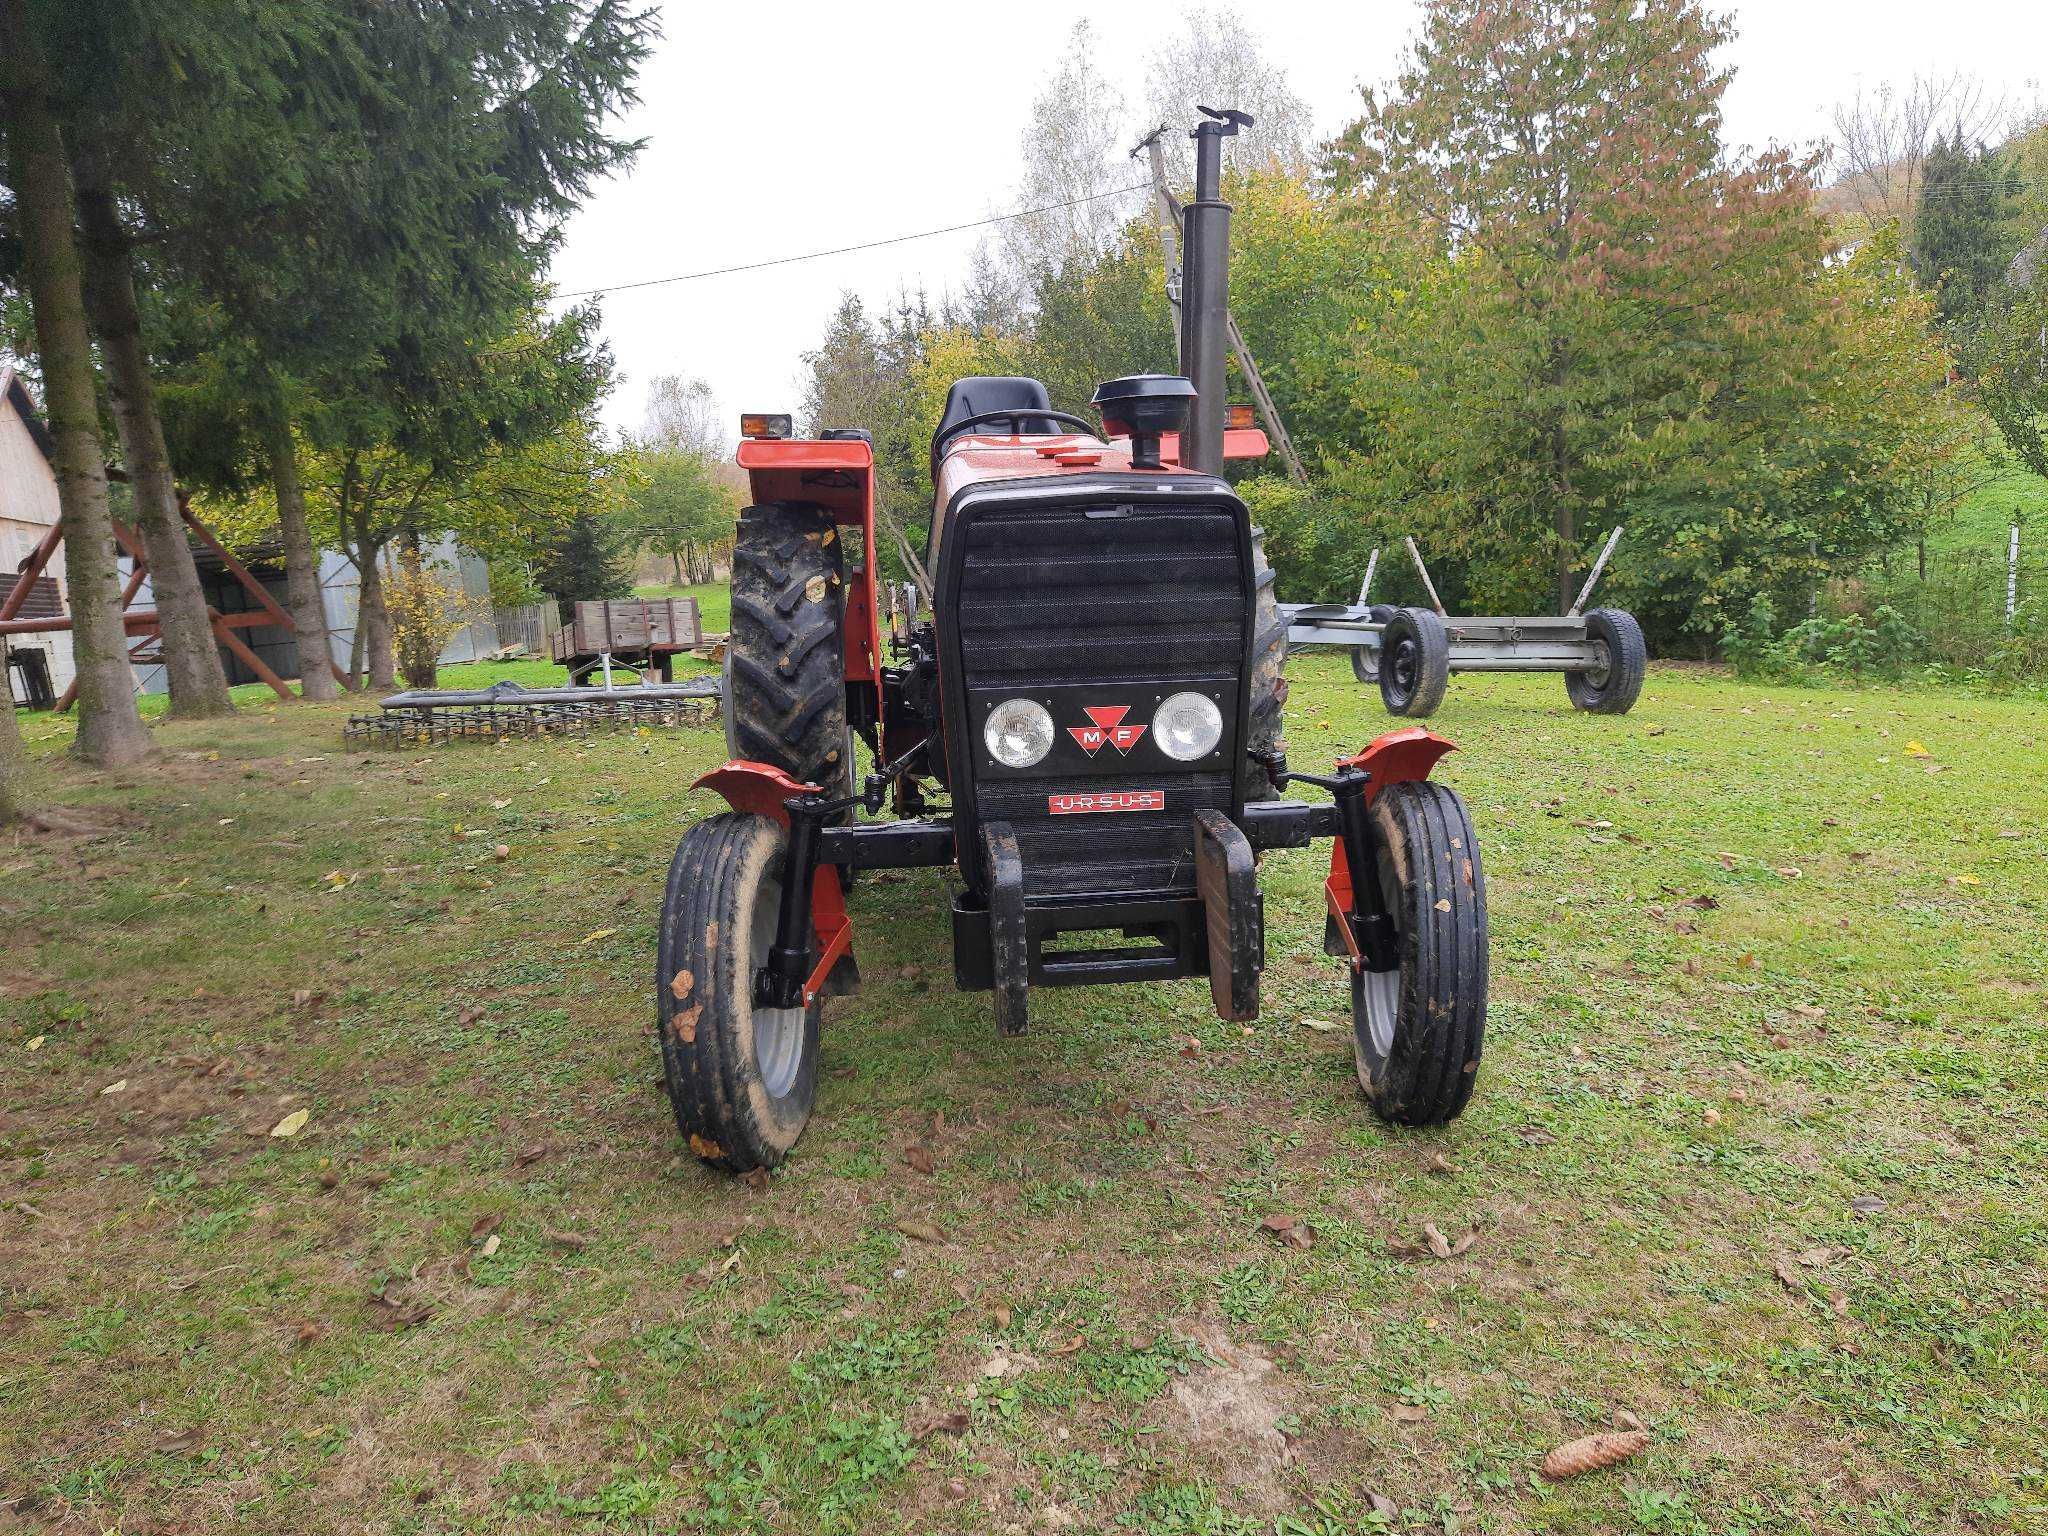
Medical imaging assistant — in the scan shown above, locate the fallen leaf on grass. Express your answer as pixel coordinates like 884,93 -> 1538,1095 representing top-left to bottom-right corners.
1364,1490 -> 1399,1518
154,1426 -> 203,1456
478,1234 -> 501,1259
1540,1430 -> 1649,1480
1773,1257 -> 1806,1292
1048,1333 -> 1085,1357
909,1408 -> 970,1441
1261,1213 -> 1314,1250
1299,1017 -> 1342,1033
99,1079 -> 128,1096
1425,1151 -> 1458,1176
294,1320 -> 324,1348
1776,867 -> 1802,880
1903,740 -> 1930,757
545,1230 -> 591,1251
904,1143 -> 936,1176
578,928 -> 617,946
738,1168 -> 770,1193
1389,1403 -> 1429,1423
364,1292 -> 433,1331
1948,873 -> 1982,887
1849,1195 -> 1887,1217
270,1108 -> 310,1138
512,1142 -> 551,1169
1797,1245 -> 1849,1268
25,1034 -> 44,1052
470,1213 -> 502,1242
896,1217 -> 946,1244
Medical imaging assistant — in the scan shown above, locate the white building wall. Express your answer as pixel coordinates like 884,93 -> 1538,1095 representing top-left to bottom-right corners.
0,393 -> 79,704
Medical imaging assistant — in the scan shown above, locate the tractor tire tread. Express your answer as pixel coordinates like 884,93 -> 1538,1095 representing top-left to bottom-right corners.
1354,780 -> 1487,1126
725,504 -> 852,795
657,813 -> 819,1172
1242,527 -> 1288,802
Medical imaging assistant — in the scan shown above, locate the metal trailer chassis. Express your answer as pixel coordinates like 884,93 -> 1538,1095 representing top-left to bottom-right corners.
1281,528 -> 1648,718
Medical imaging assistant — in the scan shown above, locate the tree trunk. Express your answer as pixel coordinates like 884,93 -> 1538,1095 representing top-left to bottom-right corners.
1549,341 -> 1575,615
0,8 -> 153,766
258,398 -> 340,700
671,550 -> 682,585
72,177 -> 235,719
358,551 -> 397,692
0,666 -> 29,823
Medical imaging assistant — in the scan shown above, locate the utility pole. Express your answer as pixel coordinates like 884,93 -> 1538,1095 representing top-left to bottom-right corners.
1132,124 -> 1308,486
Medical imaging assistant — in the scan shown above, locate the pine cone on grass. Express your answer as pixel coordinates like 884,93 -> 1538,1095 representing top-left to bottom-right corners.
1539,1429 -> 1650,1480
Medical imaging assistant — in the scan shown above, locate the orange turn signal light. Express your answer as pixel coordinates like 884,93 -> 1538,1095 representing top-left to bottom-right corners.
1226,403 -> 1257,431
740,413 -> 793,440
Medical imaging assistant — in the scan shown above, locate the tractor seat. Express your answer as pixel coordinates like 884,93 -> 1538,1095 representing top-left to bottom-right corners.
930,376 -> 1064,465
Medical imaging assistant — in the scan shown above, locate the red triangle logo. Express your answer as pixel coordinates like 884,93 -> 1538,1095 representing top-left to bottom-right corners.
1067,725 -> 1107,755
1083,704 -> 1129,729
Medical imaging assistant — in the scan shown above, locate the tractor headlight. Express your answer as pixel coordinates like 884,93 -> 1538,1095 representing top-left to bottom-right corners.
1152,692 -> 1223,761
984,698 -> 1054,768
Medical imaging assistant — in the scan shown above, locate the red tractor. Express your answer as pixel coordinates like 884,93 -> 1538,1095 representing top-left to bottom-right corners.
660,109 -> 1487,1172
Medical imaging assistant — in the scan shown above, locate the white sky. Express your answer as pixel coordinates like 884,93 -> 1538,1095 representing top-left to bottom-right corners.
550,1 -> 2047,442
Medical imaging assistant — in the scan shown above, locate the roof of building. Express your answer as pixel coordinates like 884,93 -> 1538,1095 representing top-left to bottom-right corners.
0,367 -> 57,462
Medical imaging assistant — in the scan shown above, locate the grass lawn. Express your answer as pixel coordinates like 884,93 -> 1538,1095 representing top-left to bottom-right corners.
631,580 -> 731,634
3,657 -> 2044,1534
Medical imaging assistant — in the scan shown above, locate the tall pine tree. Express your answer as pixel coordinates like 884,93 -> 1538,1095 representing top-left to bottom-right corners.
1911,134 -> 2021,328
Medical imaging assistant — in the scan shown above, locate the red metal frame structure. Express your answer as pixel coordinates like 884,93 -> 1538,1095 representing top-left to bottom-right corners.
0,503 -> 351,710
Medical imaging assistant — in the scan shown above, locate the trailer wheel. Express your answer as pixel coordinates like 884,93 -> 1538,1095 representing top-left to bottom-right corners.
1564,608 -> 1646,715
1241,528 -> 1289,802
1350,605 -> 1396,683
658,813 -> 821,1172
1351,780 -> 1487,1126
1378,608 -> 1450,717
725,503 -> 853,797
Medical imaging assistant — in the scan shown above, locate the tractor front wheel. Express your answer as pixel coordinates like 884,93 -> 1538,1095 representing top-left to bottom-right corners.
1350,780 -> 1487,1126
658,813 -> 821,1172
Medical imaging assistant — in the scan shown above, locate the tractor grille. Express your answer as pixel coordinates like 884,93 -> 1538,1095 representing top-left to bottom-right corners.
955,501 -> 1246,898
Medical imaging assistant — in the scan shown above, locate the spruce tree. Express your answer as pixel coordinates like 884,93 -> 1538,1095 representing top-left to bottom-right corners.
1911,134 -> 2021,328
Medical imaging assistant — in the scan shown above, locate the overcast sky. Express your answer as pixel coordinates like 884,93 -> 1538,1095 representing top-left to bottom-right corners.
550,1 -> 2046,443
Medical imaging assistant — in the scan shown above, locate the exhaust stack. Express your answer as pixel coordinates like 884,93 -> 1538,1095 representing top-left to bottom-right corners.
1177,105 -> 1251,476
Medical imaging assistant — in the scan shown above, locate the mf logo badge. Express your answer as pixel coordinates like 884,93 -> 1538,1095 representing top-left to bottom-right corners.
1067,703 -> 1147,756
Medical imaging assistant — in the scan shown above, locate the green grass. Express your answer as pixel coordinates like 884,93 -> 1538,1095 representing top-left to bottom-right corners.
3,657 -> 2045,1533
630,580 -> 730,633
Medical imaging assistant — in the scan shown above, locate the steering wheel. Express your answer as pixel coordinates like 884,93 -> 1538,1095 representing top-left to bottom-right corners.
929,408 -> 1101,473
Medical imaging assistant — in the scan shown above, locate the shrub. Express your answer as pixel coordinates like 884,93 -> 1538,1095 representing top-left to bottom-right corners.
1722,596 -> 1927,683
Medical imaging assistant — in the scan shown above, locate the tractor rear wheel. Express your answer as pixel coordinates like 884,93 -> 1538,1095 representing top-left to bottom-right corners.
725,503 -> 854,797
1564,608 -> 1646,714
1241,527 -> 1289,802
1350,780 -> 1487,1126
658,812 -> 821,1172
1378,607 -> 1450,717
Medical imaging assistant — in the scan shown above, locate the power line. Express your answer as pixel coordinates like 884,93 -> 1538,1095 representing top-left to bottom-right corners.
556,182 -> 1153,299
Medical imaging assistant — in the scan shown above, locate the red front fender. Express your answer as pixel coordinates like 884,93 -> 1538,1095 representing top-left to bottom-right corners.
691,760 -> 820,825
690,760 -> 852,1008
1326,728 -> 1457,964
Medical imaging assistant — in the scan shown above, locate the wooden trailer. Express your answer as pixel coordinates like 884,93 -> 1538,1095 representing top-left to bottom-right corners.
548,597 -> 702,683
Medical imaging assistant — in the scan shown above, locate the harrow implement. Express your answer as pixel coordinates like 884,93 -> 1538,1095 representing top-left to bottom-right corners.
343,678 -> 721,747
